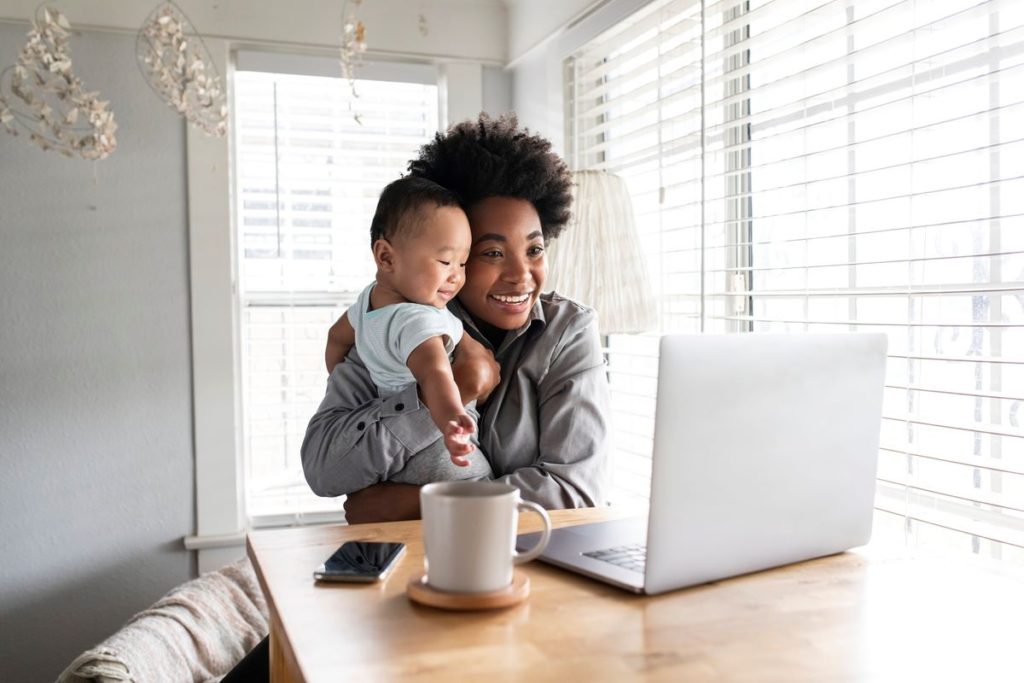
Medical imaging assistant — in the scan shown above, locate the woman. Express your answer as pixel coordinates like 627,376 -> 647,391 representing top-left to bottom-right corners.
301,114 -> 611,522
225,114 -> 609,682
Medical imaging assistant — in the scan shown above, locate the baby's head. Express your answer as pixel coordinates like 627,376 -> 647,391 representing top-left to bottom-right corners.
369,176 -> 472,309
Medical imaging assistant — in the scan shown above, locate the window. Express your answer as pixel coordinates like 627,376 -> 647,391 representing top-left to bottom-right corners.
568,0 -> 1023,561
234,65 -> 439,523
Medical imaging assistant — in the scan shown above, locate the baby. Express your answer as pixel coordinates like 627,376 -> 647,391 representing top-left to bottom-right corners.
325,176 -> 493,484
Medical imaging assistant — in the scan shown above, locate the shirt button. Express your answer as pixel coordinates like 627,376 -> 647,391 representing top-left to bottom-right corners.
395,403 -> 404,411
356,422 -> 365,430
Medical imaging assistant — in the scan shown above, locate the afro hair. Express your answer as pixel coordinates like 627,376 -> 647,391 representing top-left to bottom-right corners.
407,114 -> 573,242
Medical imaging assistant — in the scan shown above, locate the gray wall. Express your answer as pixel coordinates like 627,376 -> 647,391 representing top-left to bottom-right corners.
0,25 -> 196,683
483,65 -> 514,117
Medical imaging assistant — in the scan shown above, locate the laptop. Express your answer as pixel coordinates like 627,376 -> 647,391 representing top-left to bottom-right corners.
517,333 -> 887,595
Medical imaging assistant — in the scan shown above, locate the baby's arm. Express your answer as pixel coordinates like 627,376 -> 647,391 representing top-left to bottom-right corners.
406,336 -> 475,466
325,311 -> 355,373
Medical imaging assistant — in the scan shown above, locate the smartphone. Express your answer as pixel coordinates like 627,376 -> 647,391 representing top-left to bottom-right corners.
313,541 -> 406,583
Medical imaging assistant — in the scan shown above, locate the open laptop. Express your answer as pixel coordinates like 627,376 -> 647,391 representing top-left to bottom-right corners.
517,333 -> 887,595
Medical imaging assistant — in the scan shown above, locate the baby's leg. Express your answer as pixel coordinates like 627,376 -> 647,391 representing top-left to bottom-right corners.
390,446 -> 494,485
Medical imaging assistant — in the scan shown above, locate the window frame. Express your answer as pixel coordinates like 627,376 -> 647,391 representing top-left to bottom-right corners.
185,41 -> 490,572
233,63 -> 442,527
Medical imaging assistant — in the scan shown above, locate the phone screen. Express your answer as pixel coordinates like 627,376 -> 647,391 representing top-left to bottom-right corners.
314,541 -> 406,582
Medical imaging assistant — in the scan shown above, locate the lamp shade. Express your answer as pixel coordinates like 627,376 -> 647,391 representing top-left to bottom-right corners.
545,170 -> 656,335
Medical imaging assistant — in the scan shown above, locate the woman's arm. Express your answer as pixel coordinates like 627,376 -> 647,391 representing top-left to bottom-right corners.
301,349 -> 437,497
495,309 -> 611,508
337,337 -> 501,521
301,330 -> 501,499
343,482 -> 423,523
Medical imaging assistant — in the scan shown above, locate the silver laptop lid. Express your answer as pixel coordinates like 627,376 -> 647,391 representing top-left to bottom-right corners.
644,333 -> 887,594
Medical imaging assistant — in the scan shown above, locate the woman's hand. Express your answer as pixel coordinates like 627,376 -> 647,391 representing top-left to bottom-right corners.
453,335 -> 501,405
344,483 -> 422,524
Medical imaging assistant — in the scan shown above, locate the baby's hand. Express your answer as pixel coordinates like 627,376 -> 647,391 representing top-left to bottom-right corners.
444,413 -> 476,466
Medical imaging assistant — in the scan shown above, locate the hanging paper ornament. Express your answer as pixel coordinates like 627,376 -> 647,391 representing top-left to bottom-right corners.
0,7 -> 118,160
136,1 -> 227,137
340,0 -> 367,125
340,0 -> 367,83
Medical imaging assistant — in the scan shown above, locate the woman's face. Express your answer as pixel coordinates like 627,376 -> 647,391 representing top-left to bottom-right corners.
459,197 -> 547,331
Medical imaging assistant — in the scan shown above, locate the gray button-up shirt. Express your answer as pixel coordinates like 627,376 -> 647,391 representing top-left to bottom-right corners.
301,292 -> 610,508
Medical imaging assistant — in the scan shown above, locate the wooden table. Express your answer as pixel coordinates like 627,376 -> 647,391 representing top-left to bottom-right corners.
247,507 -> 1024,682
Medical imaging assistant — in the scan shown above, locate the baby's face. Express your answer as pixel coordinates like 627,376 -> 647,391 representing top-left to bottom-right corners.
388,205 -> 472,308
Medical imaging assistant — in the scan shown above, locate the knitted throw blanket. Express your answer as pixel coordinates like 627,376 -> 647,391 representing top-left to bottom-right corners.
56,557 -> 269,683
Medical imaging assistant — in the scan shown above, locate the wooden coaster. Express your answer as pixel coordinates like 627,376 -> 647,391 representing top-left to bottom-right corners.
406,571 -> 530,611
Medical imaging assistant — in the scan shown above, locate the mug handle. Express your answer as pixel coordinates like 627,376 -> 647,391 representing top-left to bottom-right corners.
513,500 -> 552,565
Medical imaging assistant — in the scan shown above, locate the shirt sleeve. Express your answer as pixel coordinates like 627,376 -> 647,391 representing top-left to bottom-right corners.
300,347 -> 450,497
391,305 -> 463,364
494,309 -> 611,508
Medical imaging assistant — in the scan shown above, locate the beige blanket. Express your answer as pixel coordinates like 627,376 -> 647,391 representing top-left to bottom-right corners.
56,557 -> 268,683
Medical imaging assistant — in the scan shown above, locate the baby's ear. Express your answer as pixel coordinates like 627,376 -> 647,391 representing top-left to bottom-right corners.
373,239 -> 395,271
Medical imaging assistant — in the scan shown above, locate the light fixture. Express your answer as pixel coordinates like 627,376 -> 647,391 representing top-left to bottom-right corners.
545,170 -> 656,335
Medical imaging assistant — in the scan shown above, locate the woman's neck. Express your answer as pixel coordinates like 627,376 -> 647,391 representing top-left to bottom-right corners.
471,314 -> 508,350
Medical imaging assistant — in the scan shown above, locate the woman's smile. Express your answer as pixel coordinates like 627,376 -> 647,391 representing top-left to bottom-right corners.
489,291 -> 533,307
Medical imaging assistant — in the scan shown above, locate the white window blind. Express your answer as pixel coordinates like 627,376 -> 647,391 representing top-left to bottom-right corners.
568,0 -> 1024,561
234,68 -> 439,524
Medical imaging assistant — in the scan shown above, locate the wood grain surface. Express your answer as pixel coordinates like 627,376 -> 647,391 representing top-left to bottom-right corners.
248,507 -> 1024,683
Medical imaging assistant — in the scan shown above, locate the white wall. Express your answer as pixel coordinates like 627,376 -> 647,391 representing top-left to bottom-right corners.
505,0 -> 596,153
484,64 -> 515,115
508,0 -> 654,157
511,46 -> 570,154
506,0 -> 598,64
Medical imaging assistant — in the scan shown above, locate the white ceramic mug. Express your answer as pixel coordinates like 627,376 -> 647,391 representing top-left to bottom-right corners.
420,481 -> 552,593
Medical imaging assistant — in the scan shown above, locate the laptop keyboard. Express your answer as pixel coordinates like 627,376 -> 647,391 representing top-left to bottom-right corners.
582,542 -> 647,573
